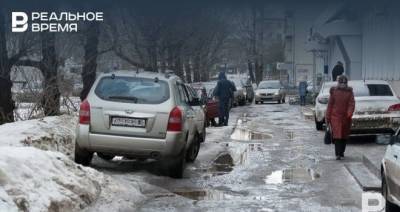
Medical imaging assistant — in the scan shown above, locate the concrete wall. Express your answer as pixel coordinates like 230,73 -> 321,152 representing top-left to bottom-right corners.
362,4 -> 400,81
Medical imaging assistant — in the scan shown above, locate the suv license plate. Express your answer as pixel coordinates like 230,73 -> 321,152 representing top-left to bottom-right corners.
111,117 -> 146,128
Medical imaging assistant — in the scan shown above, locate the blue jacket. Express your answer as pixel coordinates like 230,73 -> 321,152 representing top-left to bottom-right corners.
299,81 -> 308,96
214,72 -> 236,103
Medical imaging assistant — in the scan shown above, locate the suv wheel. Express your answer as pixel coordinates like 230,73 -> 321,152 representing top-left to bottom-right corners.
382,175 -> 399,212
168,148 -> 186,179
278,99 -> 282,104
97,153 -> 115,161
201,125 -> 206,143
187,134 -> 201,162
74,142 -> 93,166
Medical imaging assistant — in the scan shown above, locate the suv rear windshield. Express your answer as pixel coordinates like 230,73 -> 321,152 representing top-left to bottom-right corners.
367,84 -> 393,96
95,76 -> 170,104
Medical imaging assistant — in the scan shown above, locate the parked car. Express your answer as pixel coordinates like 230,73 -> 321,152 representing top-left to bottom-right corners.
255,80 -> 286,104
191,85 -> 219,127
242,78 -> 255,103
315,80 -> 400,134
230,79 -> 246,106
381,127 -> 400,212
75,71 -> 205,178
185,84 -> 207,142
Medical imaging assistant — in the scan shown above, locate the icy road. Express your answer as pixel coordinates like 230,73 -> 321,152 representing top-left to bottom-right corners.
90,103 -> 387,212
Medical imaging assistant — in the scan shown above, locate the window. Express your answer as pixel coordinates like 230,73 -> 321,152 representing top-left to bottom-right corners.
95,76 -> 170,104
367,84 -> 393,96
176,83 -> 189,104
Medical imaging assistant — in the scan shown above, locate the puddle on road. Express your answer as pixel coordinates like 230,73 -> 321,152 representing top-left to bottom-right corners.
264,168 -> 319,184
212,153 -> 234,173
231,128 -> 272,141
172,189 -> 226,201
195,153 -> 237,179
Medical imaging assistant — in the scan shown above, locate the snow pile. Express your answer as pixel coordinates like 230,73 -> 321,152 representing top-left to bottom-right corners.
0,116 -> 146,211
0,115 -> 77,157
0,147 -> 145,211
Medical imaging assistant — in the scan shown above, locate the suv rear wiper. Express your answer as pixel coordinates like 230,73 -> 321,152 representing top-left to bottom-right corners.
108,96 -> 138,102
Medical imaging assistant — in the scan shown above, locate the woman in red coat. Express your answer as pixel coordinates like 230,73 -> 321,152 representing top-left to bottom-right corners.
326,75 -> 355,160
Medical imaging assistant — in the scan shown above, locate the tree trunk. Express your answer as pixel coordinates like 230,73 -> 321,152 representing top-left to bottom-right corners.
0,78 -> 14,124
255,60 -> 263,84
41,33 -> 60,116
0,13 -> 14,124
193,56 -> 201,82
174,55 -> 184,80
184,60 -> 192,83
248,60 -> 255,83
80,22 -> 100,101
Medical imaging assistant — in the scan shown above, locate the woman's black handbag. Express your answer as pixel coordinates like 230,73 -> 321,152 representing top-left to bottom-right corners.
324,125 -> 332,145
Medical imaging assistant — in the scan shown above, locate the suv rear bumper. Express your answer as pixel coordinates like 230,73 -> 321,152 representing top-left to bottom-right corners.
76,125 -> 186,158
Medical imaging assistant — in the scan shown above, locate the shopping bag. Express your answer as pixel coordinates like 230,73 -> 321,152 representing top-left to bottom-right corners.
324,125 -> 332,145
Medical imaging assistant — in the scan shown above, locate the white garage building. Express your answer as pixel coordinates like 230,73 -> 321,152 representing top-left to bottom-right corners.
306,1 -> 400,94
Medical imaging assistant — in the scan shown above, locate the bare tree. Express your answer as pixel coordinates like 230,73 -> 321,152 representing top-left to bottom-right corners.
80,22 -> 100,101
0,11 -> 37,124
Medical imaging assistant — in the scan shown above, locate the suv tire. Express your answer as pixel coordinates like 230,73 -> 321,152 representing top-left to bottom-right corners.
168,148 -> 186,179
97,153 -> 115,161
74,142 -> 93,166
187,134 -> 200,162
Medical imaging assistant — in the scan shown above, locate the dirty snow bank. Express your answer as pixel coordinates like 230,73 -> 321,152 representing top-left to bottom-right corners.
0,147 -> 145,211
0,115 -> 77,157
0,116 -> 146,211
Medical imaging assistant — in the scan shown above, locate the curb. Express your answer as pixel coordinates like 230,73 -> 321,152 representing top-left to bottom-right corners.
362,154 -> 381,179
344,163 -> 381,192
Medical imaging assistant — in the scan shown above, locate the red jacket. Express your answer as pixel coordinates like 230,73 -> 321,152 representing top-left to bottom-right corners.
326,86 -> 355,139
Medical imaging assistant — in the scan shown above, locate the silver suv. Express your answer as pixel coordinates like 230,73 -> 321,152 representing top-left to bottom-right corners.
75,71 -> 204,178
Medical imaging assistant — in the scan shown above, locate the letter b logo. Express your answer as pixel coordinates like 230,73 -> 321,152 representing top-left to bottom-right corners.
12,12 -> 28,32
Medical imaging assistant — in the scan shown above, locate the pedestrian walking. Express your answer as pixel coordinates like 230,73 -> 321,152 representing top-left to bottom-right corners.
325,75 -> 355,160
298,80 -> 308,106
332,61 -> 344,81
214,72 -> 236,126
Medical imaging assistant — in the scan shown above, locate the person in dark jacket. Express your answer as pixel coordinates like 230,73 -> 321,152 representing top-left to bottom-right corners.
298,81 -> 308,106
332,61 -> 344,81
326,75 -> 355,160
214,72 -> 236,126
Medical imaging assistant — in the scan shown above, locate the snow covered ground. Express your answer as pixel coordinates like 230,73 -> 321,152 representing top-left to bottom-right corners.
0,107 -> 245,211
0,115 -> 146,211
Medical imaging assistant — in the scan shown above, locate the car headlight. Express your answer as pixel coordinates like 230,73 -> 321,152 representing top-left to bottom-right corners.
275,92 -> 279,95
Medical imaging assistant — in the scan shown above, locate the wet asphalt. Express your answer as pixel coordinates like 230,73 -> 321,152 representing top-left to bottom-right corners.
91,103 -> 389,212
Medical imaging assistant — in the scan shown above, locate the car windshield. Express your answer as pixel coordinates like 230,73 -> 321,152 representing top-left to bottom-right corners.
258,81 -> 281,89
95,76 -> 170,104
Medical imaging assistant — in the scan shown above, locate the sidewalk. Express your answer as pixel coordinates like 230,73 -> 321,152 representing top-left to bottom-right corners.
300,105 -> 315,120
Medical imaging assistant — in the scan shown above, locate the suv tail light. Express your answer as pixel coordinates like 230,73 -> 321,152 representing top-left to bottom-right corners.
79,100 -> 91,124
167,106 -> 182,131
389,104 -> 400,112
